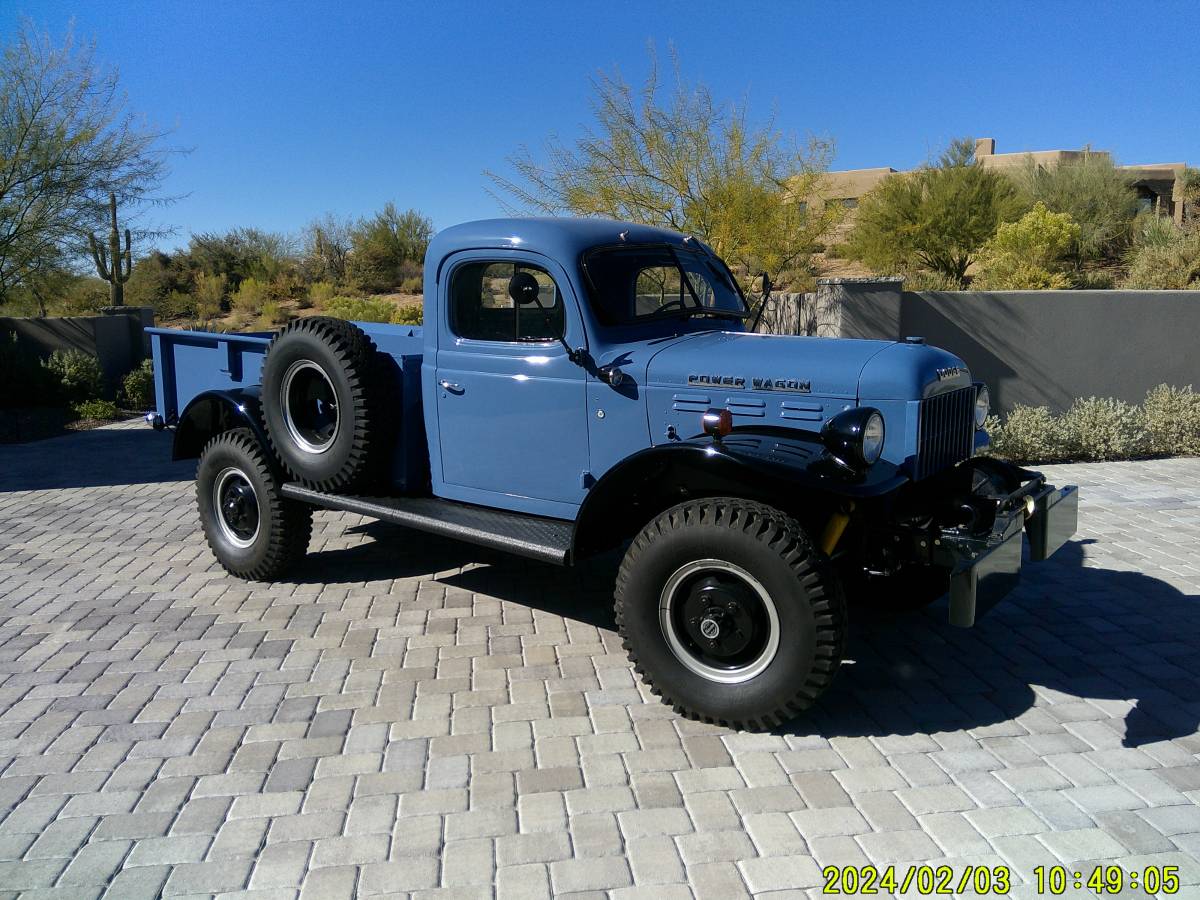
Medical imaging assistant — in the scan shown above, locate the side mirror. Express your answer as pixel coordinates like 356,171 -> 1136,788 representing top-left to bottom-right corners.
508,271 -> 542,305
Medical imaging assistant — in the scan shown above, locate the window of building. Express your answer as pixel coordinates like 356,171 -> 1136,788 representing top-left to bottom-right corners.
839,197 -> 859,209
449,261 -> 564,343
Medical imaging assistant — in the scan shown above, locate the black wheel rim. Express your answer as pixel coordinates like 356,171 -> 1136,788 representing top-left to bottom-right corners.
214,467 -> 260,548
659,559 -> 780,683
281,360 -> 339,453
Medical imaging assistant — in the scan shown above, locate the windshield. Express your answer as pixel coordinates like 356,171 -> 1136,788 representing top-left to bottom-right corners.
583,245 -> 748,326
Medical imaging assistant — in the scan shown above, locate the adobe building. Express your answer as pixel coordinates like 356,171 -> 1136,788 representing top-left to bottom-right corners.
816,137 -> 1191,223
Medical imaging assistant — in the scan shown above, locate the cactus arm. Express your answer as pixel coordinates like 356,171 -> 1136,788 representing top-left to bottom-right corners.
89,232 -> 110,280
118,228 -> 132,282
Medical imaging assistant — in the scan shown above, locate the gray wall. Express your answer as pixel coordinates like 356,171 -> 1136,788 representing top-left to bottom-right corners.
0,307 -> 153,394
826,280 -> 1200,413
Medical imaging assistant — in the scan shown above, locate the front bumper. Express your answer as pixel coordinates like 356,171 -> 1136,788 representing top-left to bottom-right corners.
935,481 -> 1079,627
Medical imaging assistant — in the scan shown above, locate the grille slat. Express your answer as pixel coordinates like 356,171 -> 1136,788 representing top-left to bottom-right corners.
915,386 -> 975,479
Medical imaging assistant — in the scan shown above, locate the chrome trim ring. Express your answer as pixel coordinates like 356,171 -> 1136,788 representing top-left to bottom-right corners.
658,558 -> 781,684
281,359 -> 339,454
213,466 -> 260,549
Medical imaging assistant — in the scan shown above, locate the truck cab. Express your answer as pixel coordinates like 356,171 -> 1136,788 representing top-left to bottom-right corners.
149,217 -> 1078,730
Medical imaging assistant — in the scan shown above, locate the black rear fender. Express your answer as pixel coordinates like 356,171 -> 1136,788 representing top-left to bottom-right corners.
173,388 -> 273,463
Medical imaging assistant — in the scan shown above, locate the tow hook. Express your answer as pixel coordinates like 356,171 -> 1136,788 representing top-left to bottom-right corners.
820,501 -> 855,556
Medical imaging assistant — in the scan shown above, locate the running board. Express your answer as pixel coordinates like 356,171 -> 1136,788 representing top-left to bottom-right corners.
281,484 -> 574,566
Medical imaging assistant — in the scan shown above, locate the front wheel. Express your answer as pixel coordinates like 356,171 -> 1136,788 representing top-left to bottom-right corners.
616,498 -> 846,730
196,428 -> 312,581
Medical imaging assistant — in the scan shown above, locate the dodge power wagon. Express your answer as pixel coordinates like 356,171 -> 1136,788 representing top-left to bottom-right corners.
148,217 -> 1078,729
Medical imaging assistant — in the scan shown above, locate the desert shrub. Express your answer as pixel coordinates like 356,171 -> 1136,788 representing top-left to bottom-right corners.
306,280 -> 336,309
1072,270 -> 1115,290
985,405 -> 1067,463
1059,397 -> 1149,461
122,359 -> 155,410
1121,218 -> 1200,289
0,332 -> 60,407
52,279 -> 111,316
1142,384 -> 1200,456
72,398 -> 119,420
972,202 -> 1079,290
158,289 -> 197,320
323,296 -> 396,323
44,349 -> 103,403
903,270 -> 962,292
259,300 -> 289,328
232,277 -> 269,315
389,303 -> 423,325
267,271 -> 305,304
193,272 -> 226,321
399,275 -> 423,294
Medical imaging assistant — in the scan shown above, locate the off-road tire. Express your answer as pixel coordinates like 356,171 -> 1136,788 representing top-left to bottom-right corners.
261,316 -> 383,491
615,498 -> 846,730
197,428 -> 312,581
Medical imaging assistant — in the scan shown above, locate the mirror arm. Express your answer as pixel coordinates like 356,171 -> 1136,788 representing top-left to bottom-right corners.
748,272 -> 773,334
523,294 -> 589,369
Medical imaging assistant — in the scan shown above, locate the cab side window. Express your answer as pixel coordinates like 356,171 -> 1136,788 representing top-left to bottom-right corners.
450,261 -> 565,343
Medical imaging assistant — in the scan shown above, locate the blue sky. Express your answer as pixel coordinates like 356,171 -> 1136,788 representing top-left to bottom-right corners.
6,0 -> 1200,251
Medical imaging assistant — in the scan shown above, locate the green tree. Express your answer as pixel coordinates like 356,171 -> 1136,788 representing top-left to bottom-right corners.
0,21 -> 170,303
347,204 -> 433,293
1007,152 -> 1137,263
301,213 -> 354,282
973,202 -> 1080,289
842,139 -> 1020,287
487,49 -> 837,285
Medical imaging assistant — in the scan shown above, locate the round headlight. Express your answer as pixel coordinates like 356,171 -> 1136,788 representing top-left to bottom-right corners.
821,407 -> 885,470
861,412 -> 885,464
974,383 -> 990,429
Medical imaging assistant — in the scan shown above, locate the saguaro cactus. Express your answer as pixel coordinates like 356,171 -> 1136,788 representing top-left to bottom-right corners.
88,192 -> 132,307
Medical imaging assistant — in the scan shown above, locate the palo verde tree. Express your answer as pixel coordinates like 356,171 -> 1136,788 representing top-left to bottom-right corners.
0,21 -> 171,304
842,139 -> 1020,287
487,49 -> 838,288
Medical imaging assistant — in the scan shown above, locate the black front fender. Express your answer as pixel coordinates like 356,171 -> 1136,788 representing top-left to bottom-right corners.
572,430 -> 909,560
173,388 -> 271,461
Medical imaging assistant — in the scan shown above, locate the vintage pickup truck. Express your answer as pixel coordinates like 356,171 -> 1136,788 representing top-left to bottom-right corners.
148,217 -> 1077,728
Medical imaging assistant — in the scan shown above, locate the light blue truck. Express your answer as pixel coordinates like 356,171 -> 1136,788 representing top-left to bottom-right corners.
148,217 -> 1077,728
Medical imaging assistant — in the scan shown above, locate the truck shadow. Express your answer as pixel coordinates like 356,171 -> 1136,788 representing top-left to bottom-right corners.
298,527 -> 1198,747
0,425 -> 190,491
798,540 -> 1200,748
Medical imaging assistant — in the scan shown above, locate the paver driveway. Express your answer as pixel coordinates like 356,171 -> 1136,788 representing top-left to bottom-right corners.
1,421 -> 1199,899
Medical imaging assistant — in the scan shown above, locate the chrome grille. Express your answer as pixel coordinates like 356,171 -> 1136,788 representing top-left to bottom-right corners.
914,387 -> 975,479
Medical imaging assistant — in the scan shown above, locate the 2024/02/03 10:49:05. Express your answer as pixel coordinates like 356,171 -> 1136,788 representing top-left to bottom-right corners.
820,863 -> 1181,895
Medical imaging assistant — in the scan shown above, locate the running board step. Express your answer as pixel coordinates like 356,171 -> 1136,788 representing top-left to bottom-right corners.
281,484 -> 574,565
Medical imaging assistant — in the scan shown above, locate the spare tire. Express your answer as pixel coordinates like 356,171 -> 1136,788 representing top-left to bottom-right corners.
260,316 -> 384,491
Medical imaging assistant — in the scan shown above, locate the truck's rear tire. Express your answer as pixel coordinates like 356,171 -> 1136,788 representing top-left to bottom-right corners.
615,498 -> 846,730
197,428 -> 312,581
261,317 -> 384,491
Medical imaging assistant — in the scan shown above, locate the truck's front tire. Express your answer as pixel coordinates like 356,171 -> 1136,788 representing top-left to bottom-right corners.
616,498 -> 846,730
197,428 -> 312,581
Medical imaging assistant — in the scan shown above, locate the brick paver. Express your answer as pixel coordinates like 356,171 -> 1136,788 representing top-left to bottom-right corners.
1,421 -> 1199,896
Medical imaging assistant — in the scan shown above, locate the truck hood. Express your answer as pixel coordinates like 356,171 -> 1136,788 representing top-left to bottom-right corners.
644,331 -> 895,400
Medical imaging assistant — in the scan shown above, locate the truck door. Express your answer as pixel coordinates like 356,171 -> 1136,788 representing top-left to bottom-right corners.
433,251 -> 589,517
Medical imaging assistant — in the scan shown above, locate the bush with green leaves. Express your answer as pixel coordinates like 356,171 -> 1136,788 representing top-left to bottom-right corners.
122,359 -> 155,410
1142,384 -> 1200,456
259,300 -> 289,328
231,276 -> 269,316
43,349 -> 103,403
390,303 -> 423,325
972,202 -> 1079,290
306,280 -> 337,309
399,275 -> 423,295
72,398 -> 119,420
984,405 -> 1067,463
1059,397 -> 1148,461
323,296 -> 397,323
1121,217 -> 1200,289
193,272 -> 226,321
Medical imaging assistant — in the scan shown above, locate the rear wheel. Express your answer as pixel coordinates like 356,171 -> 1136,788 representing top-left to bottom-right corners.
616,498 -> 846,730
197,428 -> 312,580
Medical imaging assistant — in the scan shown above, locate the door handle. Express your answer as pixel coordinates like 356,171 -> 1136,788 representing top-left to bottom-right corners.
439,380 -> 464,393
